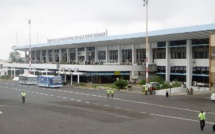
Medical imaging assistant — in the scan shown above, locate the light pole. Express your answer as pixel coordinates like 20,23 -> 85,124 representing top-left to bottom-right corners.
143,0 -> 149,83
29,20 -> 31,74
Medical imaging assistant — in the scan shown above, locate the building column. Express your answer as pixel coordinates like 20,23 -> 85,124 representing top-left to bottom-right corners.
85,47 -> 88,64
46,50 -> 49,63
25,51 -> 27,63
67,48 -> 70,64
71,74 -> 73,85
106,46 -> 109,63
166,42 -> 170,82
95,46 -> 98,63
186,40 -> 193,88
77,74 -> 80,84
52,50 -> 55,63
75,48 -> 78,63
59,49 -> 62,63
148,43 -> 152,64
40,50 -> 42,63
118,45 -> 121,64
132,44 -> 136,64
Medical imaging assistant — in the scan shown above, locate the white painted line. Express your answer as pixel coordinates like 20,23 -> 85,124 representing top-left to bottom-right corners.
70,98 -> 74,101
104,105 -> 109,107
44,94 -> 49,96
114,107 -> 120,109
63,91 -> 68,93
140,112 -> 146,114
125,109 -> 132,111
0,111 -> 3,114
150,113 -> 215,125
40,93 -> 44,95
85,102 -> 90,104
76,100 -> 82,102
50,95 -> 54,97
62,97 -> 67,99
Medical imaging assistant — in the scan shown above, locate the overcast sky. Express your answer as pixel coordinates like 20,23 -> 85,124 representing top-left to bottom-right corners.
0,0 -> 215,60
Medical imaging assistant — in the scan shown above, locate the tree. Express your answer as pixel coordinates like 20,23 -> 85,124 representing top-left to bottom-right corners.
8,51 -> 22,63
114,79 -> 128,90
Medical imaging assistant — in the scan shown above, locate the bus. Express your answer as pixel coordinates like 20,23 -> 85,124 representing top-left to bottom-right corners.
19,74 -> 37,85
37,75 -> 63,88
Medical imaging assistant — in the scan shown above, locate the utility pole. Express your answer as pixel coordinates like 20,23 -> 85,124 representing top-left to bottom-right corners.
29,20 -> 31,74
143,0 -> 149,83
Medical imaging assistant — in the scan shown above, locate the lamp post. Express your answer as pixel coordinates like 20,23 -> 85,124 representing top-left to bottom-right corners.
28,20 -> 31,74
143,0 -> 149,83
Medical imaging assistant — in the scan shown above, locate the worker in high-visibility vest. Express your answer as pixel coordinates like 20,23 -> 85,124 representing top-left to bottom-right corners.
110,89 -> 114,98
21,91 -> 27,104
145,86 -> 148,95
198,111 -> 206,131
106,88 -> 110,98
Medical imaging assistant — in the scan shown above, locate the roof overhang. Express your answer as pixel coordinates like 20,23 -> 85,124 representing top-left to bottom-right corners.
13,23 -> 215,51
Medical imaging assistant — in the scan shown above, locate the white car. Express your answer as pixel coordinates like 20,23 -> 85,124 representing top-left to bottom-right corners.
211,93 -> 215,101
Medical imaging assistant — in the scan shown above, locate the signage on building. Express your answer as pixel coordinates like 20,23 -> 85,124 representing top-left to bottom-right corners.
114,71 -> 121,75
47,31 -> 108,43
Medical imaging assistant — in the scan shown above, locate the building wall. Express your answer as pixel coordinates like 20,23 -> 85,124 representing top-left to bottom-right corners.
210,34 -> 215,90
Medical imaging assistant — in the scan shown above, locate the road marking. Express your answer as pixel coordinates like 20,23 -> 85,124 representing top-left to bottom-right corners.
85,101 -> 90,104
150,113 -> 215,125
0,111 -> 3,114
104,105 -> 109,107
0,105 -> 5,107
62,97 -> 67,99
76,100 -> 82,102
70,98 -> 74,101
8,84 -> 215,116
114,107 -> 120,109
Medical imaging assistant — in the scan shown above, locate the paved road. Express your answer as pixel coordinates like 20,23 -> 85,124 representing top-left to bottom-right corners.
0,80 -> 215,134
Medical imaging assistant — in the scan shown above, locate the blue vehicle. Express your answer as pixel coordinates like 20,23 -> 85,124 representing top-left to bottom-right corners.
37,75 -> 63,87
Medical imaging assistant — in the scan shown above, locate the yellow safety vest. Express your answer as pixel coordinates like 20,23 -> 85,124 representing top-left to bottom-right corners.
106,89 -> 110,94
111,89 -> 114,94
198,113 -> 206,120
21,92 -> 26,97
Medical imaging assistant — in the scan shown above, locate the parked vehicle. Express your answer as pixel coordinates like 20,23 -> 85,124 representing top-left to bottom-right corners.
19,74 -> 37,85
37,75 -> 63,88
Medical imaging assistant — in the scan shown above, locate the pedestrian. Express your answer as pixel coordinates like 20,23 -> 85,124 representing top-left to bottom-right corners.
145,86 -> 148,95
110,88 -> 114,98
190,87 -> 193,95
165,89 -> 169,98
21,90 -> 26,104
198,111 -> 207,131
106,88 -> 110,98
186,88 -> 190,95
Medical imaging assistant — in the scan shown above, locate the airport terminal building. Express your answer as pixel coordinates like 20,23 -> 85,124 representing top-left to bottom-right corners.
2,23 -> 215,90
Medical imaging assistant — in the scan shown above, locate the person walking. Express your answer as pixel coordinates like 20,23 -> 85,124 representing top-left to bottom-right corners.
106,88 -> 110,98
165,89 -> 169,98
198,111 -> 207,131
110,88 -> 114,98
21,91 -> 26,104
145,86 -> 148,95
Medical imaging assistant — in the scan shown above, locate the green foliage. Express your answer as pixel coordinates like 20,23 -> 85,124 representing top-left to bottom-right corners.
114,79 -> 128,90
8,51 -> 23,63
138,80 -> 146,85
0,75 -> 11,80
172,79 -> 181,87
149,76 -> 164,84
